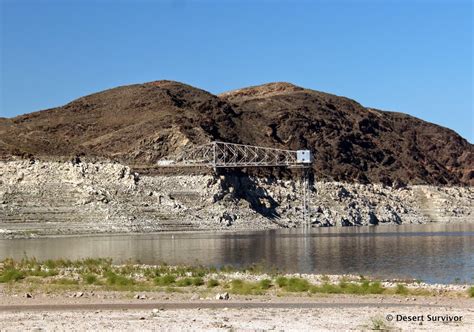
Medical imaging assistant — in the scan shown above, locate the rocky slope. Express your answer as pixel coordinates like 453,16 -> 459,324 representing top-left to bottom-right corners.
1,80 -> 472,186
220,83 -> 473,185
1,81 -> 472,235
1,160 -> 472,238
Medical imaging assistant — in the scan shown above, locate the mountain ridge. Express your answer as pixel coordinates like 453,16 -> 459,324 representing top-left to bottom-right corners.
1,80 -> 472,186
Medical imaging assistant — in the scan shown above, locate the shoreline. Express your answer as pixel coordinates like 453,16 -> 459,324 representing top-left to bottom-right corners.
2,225 -> 473,287
1,258 -> 472,294
2,221 -> 472,240
1,258 -> 472,330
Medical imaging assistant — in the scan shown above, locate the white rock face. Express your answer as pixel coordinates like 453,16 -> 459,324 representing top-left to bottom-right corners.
0,160 -> 472,237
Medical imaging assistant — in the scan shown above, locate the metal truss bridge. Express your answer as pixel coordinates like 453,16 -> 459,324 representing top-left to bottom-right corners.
157,141 -> 312,226
157,141 -> 311,168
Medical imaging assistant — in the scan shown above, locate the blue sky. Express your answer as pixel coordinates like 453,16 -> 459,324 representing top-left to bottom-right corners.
1,0 -> 472,142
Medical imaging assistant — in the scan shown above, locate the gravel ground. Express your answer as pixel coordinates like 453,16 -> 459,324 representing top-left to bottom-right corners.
0,292 -> 472,331
0,305 -> 472,331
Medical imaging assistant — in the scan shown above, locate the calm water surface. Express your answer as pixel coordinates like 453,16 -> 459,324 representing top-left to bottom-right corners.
0,224 -> 473,284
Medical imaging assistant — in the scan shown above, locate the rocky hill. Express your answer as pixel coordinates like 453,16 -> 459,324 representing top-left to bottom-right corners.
1,80 -> 472,185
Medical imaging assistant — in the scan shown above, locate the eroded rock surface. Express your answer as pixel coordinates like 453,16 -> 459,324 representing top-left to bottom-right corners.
0,160 -> 472,238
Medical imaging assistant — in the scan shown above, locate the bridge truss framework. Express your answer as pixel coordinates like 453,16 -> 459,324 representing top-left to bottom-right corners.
159,141 -> 309,168
157,141 -> 312,226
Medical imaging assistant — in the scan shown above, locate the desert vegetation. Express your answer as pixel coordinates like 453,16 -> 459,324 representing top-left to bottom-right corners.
0,258 -> 471,298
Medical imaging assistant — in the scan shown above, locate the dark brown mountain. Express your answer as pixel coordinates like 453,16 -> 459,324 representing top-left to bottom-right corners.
0,80 -> 472,185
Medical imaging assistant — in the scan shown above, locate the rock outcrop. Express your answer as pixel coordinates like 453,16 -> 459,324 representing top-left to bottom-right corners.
1,160 -> 472,238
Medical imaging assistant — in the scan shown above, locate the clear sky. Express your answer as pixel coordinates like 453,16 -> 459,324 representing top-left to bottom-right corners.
1,0 -> 472,142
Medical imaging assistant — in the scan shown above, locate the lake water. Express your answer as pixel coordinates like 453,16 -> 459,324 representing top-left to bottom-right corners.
0,224 -> 473,284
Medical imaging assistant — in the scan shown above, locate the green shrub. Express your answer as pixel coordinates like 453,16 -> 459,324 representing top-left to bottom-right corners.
176,277 -> 193,287
345,282 -> 365,294
190,267 -> 208,278
231,279 -> 244,288
285,278 -> 310,292
309,281 -> 386,295
0,269 -> 24,283
105,271 -> 134,286
367,281 -> 384,294
323,283 -> 343,293
207,279 -> 219,288
468,286 -> 474,298
229,279 -> 264,295
370,316 -> 390,330
395,284 -> 409,295
276,276 -> 288,287
154,274 -> 176,286
192,277 -> 204,286
310,283 -> 340,294
44,259 -> 58,269
259,279 -> 272,290
84,274 -> 98,285
339,281 -> 348,289
346,281 -> 384,295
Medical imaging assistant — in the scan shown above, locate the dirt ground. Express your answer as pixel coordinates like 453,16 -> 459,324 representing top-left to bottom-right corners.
0,292 -> 472,331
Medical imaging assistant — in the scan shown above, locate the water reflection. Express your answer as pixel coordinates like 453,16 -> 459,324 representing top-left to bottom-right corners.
0,224 -> 472,284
